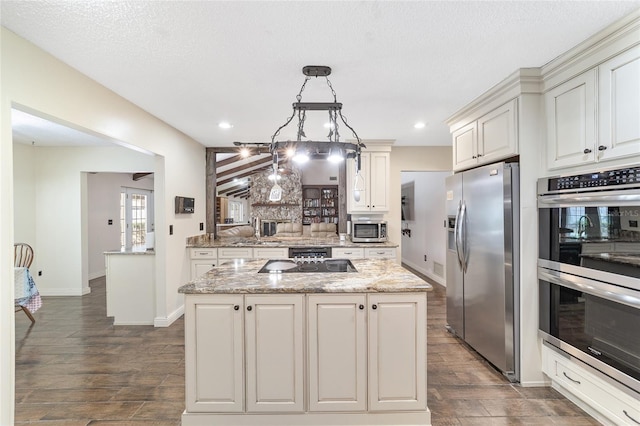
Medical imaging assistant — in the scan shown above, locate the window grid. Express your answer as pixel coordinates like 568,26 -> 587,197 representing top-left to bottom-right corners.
131,194 -> 147,247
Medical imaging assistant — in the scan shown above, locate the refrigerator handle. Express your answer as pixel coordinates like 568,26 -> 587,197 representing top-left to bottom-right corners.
459,201 -> 468,272
454,201 -> 464,269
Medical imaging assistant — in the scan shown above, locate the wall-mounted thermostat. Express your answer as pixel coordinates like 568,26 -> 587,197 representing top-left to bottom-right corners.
175,196 -> 195,214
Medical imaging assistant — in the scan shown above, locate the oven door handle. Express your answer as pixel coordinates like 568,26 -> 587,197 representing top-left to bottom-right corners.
538,268 -> 640,310
538,189 -> 640,207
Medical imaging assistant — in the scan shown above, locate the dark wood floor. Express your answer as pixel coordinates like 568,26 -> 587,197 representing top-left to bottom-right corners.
15,274 -> 599,425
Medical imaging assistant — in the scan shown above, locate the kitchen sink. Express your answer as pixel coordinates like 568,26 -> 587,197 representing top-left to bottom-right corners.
258,259 -> 357,273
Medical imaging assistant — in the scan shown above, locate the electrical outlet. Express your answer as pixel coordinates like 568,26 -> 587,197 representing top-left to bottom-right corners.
424,254 -> 427,261
38,271 -> 42,276
200,222 -> 204,231
108,219 -> 113,225
169,225 -> 173,235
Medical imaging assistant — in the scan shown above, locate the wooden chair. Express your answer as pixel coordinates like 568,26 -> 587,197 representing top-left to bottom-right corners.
14,243 -> 36,323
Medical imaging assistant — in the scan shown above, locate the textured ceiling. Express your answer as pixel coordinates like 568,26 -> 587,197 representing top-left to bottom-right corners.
2,1 -> 639,148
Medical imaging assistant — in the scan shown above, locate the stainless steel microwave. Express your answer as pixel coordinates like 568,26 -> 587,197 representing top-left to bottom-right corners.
351,221 -> 387,242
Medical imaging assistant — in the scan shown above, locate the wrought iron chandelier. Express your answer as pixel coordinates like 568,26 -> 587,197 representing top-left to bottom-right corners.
233,65 -> 366,201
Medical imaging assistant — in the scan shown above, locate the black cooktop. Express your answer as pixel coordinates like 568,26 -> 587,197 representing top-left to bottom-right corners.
258,259 -> 357,274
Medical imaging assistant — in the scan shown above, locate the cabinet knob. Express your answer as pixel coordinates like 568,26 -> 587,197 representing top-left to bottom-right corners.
598,145 -> 607,151
359,304 -> 364,310
583,148 -> 592,154
234,305 -> 239,311
477,154 -> 483,157
372,304 -> 378,310
247,305 -> 252,311
472,155 -> 477,159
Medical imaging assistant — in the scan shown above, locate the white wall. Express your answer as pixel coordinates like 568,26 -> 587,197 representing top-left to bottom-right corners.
400,171 -> 450,285
87,172 -> 155,279
1,28 -> 206,424
389,146 -> 453,265
13,145 -> 156,295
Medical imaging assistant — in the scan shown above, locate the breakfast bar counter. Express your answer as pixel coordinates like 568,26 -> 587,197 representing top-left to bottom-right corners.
179,258 -> 432,426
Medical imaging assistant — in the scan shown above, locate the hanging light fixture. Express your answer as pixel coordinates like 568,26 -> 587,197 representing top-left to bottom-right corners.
234,66 -> 366,201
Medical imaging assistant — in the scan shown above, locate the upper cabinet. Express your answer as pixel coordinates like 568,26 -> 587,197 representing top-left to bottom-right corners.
452,99 -> 518,171
347,149 -> 390,213
545,45 -> 640,170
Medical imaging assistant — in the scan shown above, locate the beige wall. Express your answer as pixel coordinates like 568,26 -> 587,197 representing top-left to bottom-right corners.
1,28 -> 206,424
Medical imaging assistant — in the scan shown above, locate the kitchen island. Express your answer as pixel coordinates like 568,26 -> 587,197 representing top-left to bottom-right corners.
178,258 -> 432,426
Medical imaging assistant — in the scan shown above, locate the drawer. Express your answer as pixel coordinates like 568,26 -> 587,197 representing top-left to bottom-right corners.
364,247 -> 396,259
615,242 -> 640,253
253,247 -> 289,259
218,247 -> 253,259
190,248 -> 217,259
332,248 -> 364,259
544,345 -> 640,425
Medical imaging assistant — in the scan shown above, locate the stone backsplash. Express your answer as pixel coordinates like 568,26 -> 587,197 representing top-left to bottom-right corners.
250,166 -> 302,222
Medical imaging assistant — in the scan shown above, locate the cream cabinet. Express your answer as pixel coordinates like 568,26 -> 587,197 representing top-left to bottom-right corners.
364,247 -> 397,259
331,247 -> 365,259
347,151 -> 390,213
252,247 -> 288,259
217,246 -> 253,259
184,292 -> 428,424
185,294 -> 244,413
368,293 -> 427,411
545,70 -> 597,169
245,294 -> 304,413
597,45 -> 640,162
452,99 -> 518,171
185,294 -> 304,414
545,45 -> 640,170
308,294 -> 368,412
189,248 -> 217,279
542,344 -> 640,426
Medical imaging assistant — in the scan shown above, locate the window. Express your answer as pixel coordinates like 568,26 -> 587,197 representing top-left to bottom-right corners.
120,188 -> 154,250
229,200 -> 243,223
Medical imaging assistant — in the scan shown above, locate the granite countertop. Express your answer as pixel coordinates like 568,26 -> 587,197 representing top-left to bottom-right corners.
186,234 -> 398,249
178,258 -> 432,294
580,253 -> 640,268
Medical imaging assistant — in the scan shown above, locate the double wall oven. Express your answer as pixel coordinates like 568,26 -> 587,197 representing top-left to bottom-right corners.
538,166 -> 640,395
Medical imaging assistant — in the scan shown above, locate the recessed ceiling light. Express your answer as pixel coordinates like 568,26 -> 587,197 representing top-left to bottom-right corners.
218,122 -> 233,129
414,122 -> 426,129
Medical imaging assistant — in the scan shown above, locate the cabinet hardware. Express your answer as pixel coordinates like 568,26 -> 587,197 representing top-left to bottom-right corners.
372,304 -> 377,310
562,371 -> 581,384
623,410 -> 640,424
583,148 -> 592,154
247,306 -> 252,311
234,305 -> 239,311
359,304 -> 364,310
477,154 -> 483,157
472,155 -> 477,159
598,145 -> 607,151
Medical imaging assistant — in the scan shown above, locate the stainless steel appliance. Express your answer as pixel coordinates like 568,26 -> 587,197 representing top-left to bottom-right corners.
445,161 -> 520,382
351,220 -> 387,242
537,166 -> 640,394
288,247 -> 332,259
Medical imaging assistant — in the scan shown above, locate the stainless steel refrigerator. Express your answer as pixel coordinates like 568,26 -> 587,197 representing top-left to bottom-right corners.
445,161 -> 520,382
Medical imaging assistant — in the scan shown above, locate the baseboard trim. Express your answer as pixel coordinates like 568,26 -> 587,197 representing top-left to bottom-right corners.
401,259 -> 445,286
154,304 -> 184,327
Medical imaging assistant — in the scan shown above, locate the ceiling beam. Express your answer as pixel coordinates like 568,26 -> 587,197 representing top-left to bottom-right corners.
217,155 -> 272,178
132,172 -> 153,181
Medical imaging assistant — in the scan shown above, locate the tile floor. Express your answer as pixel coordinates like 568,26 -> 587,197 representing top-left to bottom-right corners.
14,273 -> 599,425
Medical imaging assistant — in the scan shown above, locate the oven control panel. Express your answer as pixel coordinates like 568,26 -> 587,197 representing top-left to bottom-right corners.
546,166 -> 640,192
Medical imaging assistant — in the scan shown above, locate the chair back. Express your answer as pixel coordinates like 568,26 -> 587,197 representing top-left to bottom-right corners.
14,243 -> 34,268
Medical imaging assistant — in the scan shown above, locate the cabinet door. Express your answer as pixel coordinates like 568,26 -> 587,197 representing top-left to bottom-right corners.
368,293 -> 427,411
452,121 -> 478,171
478,98 -> 518,164
545,70 -> 597,169
252,247 -> 288,259
245,294 -> 304,412
191,260 -> 217,279
369,152 -> 390,212
308,294 -> 367,412
218,247 -> 253,259
185,295 -> 244,413
598,45 -> 640,162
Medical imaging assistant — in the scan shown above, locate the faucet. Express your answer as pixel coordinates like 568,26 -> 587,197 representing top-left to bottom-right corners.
577,215 -> 593,239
